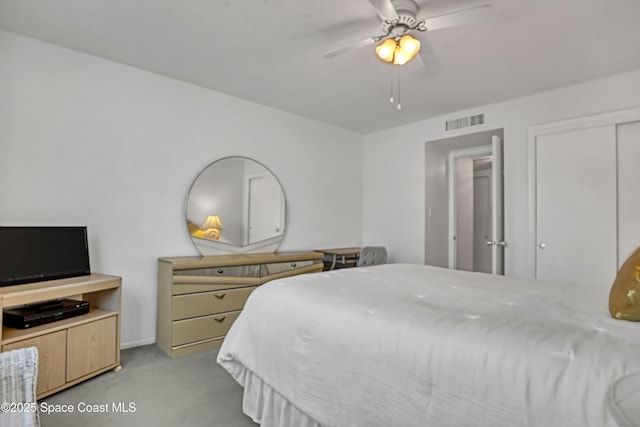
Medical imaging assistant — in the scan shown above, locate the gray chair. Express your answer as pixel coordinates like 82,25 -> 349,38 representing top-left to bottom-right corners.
357,246 -> 387,267
0,346 -> 40,427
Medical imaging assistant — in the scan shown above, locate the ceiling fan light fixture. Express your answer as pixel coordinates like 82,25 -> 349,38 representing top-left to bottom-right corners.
393,50 -> 410,65
375,34 -> 420,65
375,38 -> 397,63
399,34 -> 420,56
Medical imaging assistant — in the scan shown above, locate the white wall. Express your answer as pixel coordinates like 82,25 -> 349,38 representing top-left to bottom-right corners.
0,30 -> 364,348
363,69 -> 640,277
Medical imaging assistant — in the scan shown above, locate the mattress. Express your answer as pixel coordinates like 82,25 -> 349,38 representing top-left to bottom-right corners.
217,264 -> 640,427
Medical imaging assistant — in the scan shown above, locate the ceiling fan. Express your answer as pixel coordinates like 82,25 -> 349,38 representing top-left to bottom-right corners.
324,0 -> 493,66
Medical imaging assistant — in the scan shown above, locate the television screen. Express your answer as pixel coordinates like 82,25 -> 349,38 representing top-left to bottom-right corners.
0,226 -> 91,287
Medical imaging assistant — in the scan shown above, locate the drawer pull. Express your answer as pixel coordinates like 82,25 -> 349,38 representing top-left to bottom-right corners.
214,293 -> 226,299
214,316 -> 226,323
217,268 -> 224,274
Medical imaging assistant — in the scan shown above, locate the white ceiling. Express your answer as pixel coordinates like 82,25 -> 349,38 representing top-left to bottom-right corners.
1,0 -> 640,134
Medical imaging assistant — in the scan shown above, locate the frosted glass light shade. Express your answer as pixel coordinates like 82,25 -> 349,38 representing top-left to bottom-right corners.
375,35 -> 420,65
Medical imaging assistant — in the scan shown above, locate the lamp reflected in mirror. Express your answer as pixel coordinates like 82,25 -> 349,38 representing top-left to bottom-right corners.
201,215 -> 223,240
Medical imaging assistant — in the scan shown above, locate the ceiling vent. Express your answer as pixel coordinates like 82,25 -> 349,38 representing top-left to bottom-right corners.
445,114 -> 484,131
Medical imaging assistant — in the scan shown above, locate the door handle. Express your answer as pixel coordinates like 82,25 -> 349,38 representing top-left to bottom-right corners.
487,241 -> 507,247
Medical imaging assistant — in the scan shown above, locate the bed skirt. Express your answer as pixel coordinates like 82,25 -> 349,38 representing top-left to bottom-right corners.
223,360 -> 321,427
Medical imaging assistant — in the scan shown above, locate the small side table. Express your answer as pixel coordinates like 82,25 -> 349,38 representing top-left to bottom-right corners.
315,247 -> 361,270
608,373 -> 640,427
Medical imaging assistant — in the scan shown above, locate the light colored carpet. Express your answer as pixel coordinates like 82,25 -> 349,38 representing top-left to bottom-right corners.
39,344 -> 257,427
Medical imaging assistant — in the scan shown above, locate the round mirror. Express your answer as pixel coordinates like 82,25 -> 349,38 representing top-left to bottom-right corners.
186,157 -> 286,255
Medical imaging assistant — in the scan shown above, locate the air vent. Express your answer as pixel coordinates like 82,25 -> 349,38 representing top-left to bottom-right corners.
445,114 -> 485,131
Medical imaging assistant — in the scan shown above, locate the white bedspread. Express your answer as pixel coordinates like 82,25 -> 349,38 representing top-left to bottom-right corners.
217,264 -> 640,427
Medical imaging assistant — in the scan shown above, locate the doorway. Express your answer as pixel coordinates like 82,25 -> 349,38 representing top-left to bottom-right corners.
448,146 -> 496,273
425,129 -> 505,275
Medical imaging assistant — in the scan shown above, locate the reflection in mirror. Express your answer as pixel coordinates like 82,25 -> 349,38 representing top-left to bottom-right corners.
186,157 -> 286,255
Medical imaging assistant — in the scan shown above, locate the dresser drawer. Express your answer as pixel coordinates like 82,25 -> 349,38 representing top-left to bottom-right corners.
172,286 -> 256,320
178,265 -> 261,277
172,278 -> 260,296
172,311 -> 240,346
263,260 -> 315,274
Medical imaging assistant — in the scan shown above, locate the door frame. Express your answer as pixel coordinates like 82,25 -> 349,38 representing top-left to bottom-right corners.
447,145 -> 493,269
527,106 -> 640,278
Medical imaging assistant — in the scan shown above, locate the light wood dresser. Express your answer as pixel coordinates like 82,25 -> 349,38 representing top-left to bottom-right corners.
156,252 -> 323,357
0,274 -> 121,398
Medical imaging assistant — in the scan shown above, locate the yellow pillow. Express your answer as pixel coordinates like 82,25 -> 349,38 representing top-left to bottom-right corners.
609,247 -> 640,321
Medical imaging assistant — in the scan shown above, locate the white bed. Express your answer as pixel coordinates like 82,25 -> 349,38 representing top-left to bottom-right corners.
217,264 -> 640,427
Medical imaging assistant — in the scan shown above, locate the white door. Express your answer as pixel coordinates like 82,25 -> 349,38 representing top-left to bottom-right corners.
455,156 -> 474,271
473,169 -> 492,273
534,125 -> 617,286
490,135 -> 504,275
247,175 -> 284,244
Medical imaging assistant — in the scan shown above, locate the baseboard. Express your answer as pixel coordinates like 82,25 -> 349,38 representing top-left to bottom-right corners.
121,337 -> 156,350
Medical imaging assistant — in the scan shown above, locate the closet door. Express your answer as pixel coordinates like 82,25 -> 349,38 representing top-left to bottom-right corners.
535,125 -> 617,287
617,121 -> 640,265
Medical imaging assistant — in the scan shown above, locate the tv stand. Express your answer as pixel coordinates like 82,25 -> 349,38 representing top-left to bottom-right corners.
0,274 -> 121,398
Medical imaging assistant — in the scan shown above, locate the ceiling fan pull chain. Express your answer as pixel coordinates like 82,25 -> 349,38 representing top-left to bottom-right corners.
396,67 -> 402,111
389,67 -> 395,104
388,67 -> 401,110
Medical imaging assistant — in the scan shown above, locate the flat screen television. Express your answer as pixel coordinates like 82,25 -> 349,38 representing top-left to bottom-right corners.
0,226 -> 91,287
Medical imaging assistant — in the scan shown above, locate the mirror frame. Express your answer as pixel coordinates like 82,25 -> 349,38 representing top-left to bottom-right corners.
185,156 -> 287,255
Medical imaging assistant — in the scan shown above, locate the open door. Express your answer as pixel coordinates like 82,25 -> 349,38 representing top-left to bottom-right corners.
489,135 -> 504,275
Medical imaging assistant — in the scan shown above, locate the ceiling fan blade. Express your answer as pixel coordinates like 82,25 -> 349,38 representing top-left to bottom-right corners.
323,37 -> 375,58
368,0 -> 399,21
419,3 -> 493,31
